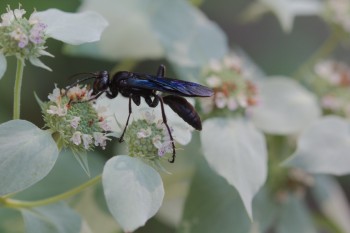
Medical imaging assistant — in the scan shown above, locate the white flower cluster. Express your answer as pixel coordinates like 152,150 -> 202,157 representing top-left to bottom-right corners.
0,6 -> 51,65
201,54 -> 259,114
124,109 -> 174,160
324,0 -> 350,33
43,85 -> 112,151
314,59 -> 350,117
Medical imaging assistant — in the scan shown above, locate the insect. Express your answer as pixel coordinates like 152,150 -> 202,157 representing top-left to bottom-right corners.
66,65 -> 213,163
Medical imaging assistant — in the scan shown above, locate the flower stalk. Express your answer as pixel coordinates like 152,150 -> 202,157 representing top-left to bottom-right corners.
13,58 -> 25,119
0,175 -> 101,208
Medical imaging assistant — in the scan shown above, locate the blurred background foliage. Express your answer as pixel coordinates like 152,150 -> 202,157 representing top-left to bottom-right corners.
1,0 -> 349,233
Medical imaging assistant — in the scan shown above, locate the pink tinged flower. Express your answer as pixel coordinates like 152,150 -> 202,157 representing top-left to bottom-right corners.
208,59 -> 222,72
14,9 -> 26,19
18,34 -> 29,48
46,105 -> 67,116
206,75 -> 222,88
321,95 -> 342,111
227,97 -> 238,111
48,85 -> 61,103
93,132 -> 109,149
215,92 -> 227,108
70,116 -> 81,129
142,111 -> 156,124
99,120 -> 112,131
137,127 -> 152,138
82,134 -> 93,149
1,10 -> 15,26
29,22 -> 47,44
70,131 -> 82,145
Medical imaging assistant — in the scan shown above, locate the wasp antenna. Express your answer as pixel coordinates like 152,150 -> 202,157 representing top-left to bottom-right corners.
67,72 -> 97,80
65,76 -> 97,91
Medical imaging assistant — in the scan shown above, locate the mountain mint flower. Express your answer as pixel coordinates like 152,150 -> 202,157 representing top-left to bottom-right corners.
41,85 -> 112,153
199,53 -> 320,218
313,59 -> 350,118
96,96 -> 193,163
0,6 -> 108,79
201,54 -> 259,116
323,0 -> 350,34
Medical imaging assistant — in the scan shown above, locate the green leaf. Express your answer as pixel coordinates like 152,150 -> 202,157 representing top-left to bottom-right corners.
102,155 -> 164,232
0,208 -> 24,233
178,158 -> 251,233
275,195 -> 317,233
21,202 -> 81,233
72,152 -> 91,177
149,0 -> 228,67
67,0 -> 228,72
0,120 -> 59,196
0,53 -> 6,80
283,116 -> 350,175
200,117 -> 267,219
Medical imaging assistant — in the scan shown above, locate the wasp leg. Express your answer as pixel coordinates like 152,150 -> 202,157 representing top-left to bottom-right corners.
144,95 -> 159,107
155,95 -> 176,163
119,95 -> 133,142
156,64 -> 166,77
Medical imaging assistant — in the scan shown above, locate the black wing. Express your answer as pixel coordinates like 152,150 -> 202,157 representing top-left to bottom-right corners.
126,74 -> 213,97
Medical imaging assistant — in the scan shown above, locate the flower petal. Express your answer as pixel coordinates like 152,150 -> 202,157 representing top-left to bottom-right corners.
252,77 -> 321,135
200,117 -> 267,218
32,9 -> 108,45
0,53 -> 7,80
283,116 -> 350,175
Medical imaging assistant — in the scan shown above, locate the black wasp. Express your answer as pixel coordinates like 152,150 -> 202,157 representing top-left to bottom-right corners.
66,65 -> 213,163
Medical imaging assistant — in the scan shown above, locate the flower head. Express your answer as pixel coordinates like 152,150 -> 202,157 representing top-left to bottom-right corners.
200,54 -> 259,116
323,0 -> 350,34
313,59 -> 350,118
124,109 -> 176,162
41,85 -> 113,153
0,6 -> 108,79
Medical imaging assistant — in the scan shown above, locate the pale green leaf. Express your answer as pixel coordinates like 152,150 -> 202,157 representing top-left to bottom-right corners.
0,120 -> 58,196
178,159 -> 251,233
312,175 -> 350,233
275,195 -> 317,233
33,9 -> 108,45
21,202 -> 81,233
67,0 -> 228,66
283,116 -> 350,175
0,53 -> 6,80
252,77 -> 321,135
200,117 -> 267,219
102,155 -> 164,232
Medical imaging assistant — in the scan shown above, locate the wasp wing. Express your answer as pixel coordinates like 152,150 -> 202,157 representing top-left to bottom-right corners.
126,74 -> 213,97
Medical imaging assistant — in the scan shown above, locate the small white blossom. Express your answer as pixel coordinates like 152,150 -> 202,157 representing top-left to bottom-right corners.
206,75 -> 222,88
99,119 -> 112,132
48,84 -> 61,103
215,92 -> 227,109
0,7 -> 108,79
93,132 -> 109,149
46,105 -> 67,116
70,131 -> 82,145
70,116 -> 81,129
137,127 -> 152,138
82,134 -> 93,149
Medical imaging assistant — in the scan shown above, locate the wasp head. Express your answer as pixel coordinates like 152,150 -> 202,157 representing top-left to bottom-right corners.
92,71 -> 110,95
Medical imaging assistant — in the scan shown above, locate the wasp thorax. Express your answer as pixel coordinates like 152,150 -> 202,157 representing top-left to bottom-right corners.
42,85 -> 111,153
201,55 -> 259,115
124,110 -> 173,161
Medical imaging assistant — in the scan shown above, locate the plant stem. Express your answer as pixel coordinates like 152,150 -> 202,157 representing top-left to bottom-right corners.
293,30 -> 340,81
13,58 -> 25,119
1,175 -> 101,209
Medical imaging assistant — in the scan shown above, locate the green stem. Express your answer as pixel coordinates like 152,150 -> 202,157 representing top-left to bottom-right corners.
293,30 -> 340,81
1,175 -> 101,209
13,58 -> 25,119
